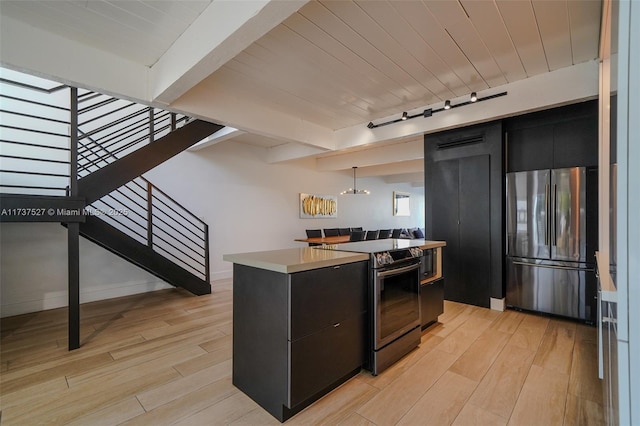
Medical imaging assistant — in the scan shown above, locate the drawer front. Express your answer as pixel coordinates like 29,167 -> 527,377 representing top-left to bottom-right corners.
290,261 -> 367,340
288,313 -> 365,408
421,278 -> 444,327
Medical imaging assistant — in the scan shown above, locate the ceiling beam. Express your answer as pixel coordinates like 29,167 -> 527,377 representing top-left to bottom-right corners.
315,138 -> 423,171
150,0 -> 309,105
188,127 -> 246,152
0,15 -> 148,102
172,78 -> 336,152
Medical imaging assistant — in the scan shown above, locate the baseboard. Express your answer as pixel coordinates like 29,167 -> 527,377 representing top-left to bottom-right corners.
0,280 -> 172,318
490,297 -> 506,312
211,269 -> 233,281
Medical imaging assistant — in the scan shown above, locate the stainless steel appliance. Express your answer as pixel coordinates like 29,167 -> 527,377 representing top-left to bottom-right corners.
506,167 -> 597,322
320,239 -> 423,375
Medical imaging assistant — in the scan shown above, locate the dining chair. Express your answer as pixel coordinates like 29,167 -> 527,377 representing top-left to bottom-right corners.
378,229 -> 391,239
350,227 -> 363,232
305,229 -> 323,246
349,230 -> 365,241
323,228 -> 340,237
306,229 -> 322,238
365,230 -> 378,240
391,228 -> 402,238
338,228 -> 351,236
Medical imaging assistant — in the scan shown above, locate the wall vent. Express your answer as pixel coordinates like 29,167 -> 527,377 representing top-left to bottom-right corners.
436,135 -> 484,150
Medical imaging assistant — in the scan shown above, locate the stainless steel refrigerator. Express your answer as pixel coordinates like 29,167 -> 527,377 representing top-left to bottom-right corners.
506,167 -> 598,323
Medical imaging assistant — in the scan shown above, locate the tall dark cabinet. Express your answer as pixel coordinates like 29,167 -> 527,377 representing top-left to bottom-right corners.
431,156 -> 491,307
425,122 -> 503,308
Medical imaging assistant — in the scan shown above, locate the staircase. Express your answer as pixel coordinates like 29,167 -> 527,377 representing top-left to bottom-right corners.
0,69 -> 223,348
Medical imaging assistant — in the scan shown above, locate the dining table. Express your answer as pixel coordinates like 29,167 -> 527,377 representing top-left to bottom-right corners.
294,235 -> 351,245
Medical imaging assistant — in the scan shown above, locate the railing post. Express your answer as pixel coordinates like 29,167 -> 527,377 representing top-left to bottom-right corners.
147,181 -> 153,248
204,223 -> 211,285
68,86 -> 80,350
149,108 -> 155,143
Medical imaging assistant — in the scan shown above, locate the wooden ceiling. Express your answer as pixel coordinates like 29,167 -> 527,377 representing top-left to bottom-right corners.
1,0 -> 602,163
206,0 -> 601,130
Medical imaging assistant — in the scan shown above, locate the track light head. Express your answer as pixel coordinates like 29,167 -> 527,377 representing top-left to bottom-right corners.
401,111 -> 408,120
423,108 -> 432,117
470,92 -> 477,102
444,100 -> 451,110
367,122 -> 374,129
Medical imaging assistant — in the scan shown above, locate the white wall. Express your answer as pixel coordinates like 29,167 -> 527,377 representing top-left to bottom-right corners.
0,140 -> 424,317
0,222 -> 171,318
144,140 -> 424,281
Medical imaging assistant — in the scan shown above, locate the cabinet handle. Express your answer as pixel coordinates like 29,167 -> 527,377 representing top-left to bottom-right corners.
333,323 -> 341,328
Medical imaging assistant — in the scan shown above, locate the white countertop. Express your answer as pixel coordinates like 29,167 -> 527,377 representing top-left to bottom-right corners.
321,239 -> 446,253
595,251 -> 617,303
223,239 -> 446,274
223,247 -> 369,274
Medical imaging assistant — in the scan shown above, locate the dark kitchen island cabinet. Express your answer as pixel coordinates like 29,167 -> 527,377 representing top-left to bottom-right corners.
223,248 -> 368,422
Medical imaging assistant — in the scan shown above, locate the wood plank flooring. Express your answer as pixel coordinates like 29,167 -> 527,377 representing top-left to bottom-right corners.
0,279 -> 604,425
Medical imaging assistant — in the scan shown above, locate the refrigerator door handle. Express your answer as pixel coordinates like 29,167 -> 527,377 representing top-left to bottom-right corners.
511,261 -> 594,272
545,183 -> 550,245
552,184 -> 558,246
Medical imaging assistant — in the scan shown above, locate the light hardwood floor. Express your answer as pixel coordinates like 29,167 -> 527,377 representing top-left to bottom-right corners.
0,279 -> 604,425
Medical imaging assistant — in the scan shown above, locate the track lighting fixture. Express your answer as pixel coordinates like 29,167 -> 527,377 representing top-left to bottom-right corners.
365,91 -> 507,129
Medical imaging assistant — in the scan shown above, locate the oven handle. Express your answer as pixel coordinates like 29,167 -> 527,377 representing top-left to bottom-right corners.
376,262 -> 420,278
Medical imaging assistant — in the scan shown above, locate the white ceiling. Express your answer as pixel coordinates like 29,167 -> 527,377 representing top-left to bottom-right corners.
0,0 -> 603,183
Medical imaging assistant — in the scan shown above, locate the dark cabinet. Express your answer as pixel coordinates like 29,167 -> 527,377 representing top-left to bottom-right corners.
289,313 -> 364,407
232,261 -> 367,422
421,278 -> 444,329
431,155 -> 491,308
290,265 -> 367,340
425,121 -> 503,308
506,101 -> 598,172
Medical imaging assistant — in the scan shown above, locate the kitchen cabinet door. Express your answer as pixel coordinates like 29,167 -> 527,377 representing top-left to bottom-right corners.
432,155 -> 491,308
289,262 -> 367,340
288,313 -> 365,407
432,158 -> 460,304
421,278 -> 444,329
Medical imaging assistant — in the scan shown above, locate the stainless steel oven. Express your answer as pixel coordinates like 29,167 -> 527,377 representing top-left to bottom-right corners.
370,249 -> 422,375
374,260 -> 421,348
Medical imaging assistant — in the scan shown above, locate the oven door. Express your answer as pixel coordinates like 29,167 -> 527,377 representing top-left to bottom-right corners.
374,261 -> 421,350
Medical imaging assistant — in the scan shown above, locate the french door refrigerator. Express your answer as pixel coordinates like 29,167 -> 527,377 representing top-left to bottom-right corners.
506,167 -> 597,323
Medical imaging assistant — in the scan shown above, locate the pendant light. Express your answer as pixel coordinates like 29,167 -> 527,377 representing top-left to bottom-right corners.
340,166 -> 370,195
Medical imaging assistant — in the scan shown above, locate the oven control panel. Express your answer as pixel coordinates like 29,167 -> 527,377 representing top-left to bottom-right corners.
373,247 -> 423,267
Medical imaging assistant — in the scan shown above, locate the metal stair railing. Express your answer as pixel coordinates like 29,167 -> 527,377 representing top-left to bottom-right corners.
79,132 -> 209,282
0,70 -> 210,284
76,89 -> 189,177
0,73 -> 71,196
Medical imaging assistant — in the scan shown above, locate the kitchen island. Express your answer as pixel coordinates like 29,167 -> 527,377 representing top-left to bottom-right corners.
223,247 -> 369,422
223,240 -> 445,422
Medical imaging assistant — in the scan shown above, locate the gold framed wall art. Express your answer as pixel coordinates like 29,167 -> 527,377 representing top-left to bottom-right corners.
299,193 -> 337,218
